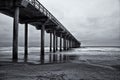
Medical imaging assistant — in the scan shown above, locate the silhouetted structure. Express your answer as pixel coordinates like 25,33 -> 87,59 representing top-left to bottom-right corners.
0,0 -> 80,63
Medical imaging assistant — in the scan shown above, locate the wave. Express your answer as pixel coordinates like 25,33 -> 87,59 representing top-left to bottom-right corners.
75,47 -> 120,52
0,46 -> 120,55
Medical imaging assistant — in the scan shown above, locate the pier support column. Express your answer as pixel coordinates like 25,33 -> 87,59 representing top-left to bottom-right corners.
49,33 -> 52,63
24,23 -> 28,62
70,40 -> 71,48
50,33 -> 52,52
69,40 -> 70,49
63,37 -> 66,50
53,30 -> 56,53
60,34 -> 62,52
67,40 -> 69,50
70,40 -> 72,49
56,36 -> 58,51
55,36 -> 58,62
71,40 -> 73,48
53,30 -> 56,62
63,38 -> 65,50
41,25 -> 45,64
12,7 -> 19,62
65,38 -> 67,50
68,40 -> 70,49
66,40 -> 67,50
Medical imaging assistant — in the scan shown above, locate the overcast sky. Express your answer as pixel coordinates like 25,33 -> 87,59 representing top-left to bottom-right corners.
0,0 -> 120,46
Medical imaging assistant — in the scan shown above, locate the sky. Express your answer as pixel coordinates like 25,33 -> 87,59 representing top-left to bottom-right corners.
0,0 -> 120,46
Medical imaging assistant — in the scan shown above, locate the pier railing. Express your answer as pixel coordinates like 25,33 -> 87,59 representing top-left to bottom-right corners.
27,0 -> 61,25
27,0 -> 79,39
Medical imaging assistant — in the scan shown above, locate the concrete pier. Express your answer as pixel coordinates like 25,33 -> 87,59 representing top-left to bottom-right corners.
41,25 -> 45,64
0,0 -> 81,64
56,36 -> 58,51
24,23 -> 28,62
63,37 -> 66,51
53,30 -> 56,62
53,30 -> 56,53
60,34 -> 62,52
67,39 -> 69,50
12,7 -> 19,62
50,33 -> 52,52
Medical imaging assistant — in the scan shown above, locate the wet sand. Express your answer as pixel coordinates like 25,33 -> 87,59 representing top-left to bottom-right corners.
0,60 -> 120,80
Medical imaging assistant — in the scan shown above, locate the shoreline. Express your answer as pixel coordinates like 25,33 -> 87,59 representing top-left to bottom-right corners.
0,46 -> 120,80
0,60 -> 120,80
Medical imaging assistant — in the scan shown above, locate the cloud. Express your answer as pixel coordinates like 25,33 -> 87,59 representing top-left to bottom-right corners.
39,0 -> 120,46
0,0 -> 119,46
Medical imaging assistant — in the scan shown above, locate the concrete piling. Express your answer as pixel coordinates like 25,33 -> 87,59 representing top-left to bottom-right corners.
0,0 -> 80,64
50,33 -> 52,52
60,34 -> 62,52
12,7 -> 19,62
24,23 -> 28,62
41,25 -> 45,64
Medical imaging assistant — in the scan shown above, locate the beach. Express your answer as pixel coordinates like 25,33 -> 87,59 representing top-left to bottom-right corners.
0,60 -> 120,80
0,47 -> 120,80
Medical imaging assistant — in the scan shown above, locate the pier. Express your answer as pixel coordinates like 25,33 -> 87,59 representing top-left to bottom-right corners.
0,0 -> 80,63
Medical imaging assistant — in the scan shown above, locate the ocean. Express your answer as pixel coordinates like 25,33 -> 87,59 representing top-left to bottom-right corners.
0,46 -> 120,65
0,46 -> 120,80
